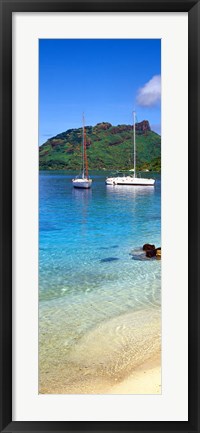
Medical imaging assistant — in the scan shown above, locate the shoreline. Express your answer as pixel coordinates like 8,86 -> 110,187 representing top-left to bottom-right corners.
40,308 -> 161,395
106,355 -> 161,395
40,353 -> 161,395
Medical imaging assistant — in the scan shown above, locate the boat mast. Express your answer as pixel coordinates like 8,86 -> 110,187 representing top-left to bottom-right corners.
133,110 -> 136,178
82,113 -> 85,178
83,112 -> 89,179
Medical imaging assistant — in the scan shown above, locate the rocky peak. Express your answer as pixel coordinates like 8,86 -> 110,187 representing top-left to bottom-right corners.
135,120 -> 151,133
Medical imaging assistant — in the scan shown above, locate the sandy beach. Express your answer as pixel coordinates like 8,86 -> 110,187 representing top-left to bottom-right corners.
40,307 -> 161,394
107,356 -> 161,394
40,354 -> 161,395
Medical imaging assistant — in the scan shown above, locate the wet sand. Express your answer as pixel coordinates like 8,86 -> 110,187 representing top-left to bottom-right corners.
39,307 -> 161,394
107,356 -> 161,394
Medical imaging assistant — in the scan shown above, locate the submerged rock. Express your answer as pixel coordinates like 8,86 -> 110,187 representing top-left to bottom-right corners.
99,245 -> 119,250
100,257 -> 119,263
130,246 -> 149,261
131,253 -> 149,261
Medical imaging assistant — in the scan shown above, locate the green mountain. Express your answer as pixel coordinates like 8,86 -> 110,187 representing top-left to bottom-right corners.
39,121 -> 161,172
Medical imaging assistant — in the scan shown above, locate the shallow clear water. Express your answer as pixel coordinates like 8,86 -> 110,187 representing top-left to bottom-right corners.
39,171 -> 161,393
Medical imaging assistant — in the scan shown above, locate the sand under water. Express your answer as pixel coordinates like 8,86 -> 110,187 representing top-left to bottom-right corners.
39,306 -> 161,394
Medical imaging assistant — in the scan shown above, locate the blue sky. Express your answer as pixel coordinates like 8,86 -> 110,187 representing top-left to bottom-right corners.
39,39 -> 161,145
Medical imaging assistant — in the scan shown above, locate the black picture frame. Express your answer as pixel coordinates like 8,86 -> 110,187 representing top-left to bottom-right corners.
0,1 -> 199,432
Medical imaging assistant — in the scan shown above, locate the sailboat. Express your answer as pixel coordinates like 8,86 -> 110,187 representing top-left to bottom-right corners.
72,114 -> 92,189
105,111 -> 155,186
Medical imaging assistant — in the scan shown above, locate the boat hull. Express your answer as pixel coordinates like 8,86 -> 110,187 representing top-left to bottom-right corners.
72,179 -> 92,189
105,176 -> 155,186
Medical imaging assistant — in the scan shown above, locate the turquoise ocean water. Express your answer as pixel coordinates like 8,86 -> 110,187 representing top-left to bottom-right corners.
39,171 -> 161,393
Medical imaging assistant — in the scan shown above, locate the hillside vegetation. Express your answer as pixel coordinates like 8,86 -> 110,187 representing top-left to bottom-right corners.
39,121 -> 161,172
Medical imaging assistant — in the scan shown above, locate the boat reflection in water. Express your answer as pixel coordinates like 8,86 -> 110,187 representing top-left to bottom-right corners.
72,186 -> 92,235
106,183 -> 155,198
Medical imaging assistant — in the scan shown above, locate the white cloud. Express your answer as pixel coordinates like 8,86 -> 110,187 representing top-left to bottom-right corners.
137,75 -> 161,107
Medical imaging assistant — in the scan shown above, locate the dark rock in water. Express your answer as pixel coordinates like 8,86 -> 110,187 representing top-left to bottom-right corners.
146,249 -> 157,258
143,243 -> 155,251
100,257 -> 119,263
156,247 -> 161,259
130,244 -> 161,260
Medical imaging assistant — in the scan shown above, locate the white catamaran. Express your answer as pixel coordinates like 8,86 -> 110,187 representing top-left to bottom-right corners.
105,112 -> 155,186
72,114 -> 92,189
